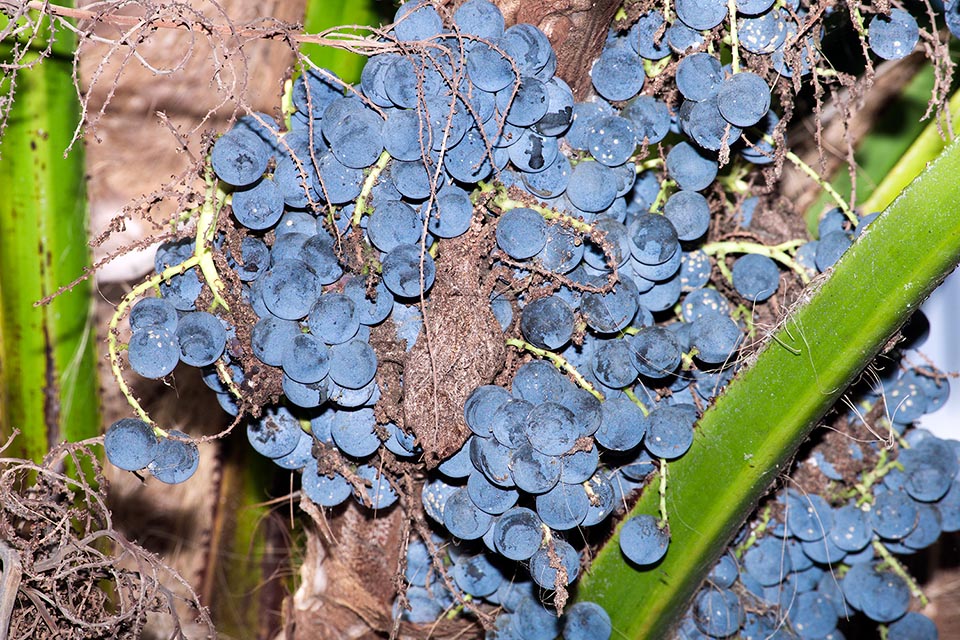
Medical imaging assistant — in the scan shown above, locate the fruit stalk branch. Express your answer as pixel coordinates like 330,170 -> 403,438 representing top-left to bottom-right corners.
727,0 -> 740,74
108,169 -> 230,432
872,540 -> 929,607
702,239 -> 809,283
352,150 -> 392,225
505,338 -> 604,401
761,132 -> 856,223
479,181 -> 597,234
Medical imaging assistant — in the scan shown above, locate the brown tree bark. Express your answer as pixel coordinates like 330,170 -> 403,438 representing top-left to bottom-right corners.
492,0 -> 621,98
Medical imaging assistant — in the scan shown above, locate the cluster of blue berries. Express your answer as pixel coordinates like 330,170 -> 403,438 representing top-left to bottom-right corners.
679,361 -> 953,640
99,0 -> 960,637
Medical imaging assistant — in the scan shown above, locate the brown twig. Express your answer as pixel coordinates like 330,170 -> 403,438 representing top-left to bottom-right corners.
9,0 -> 405,50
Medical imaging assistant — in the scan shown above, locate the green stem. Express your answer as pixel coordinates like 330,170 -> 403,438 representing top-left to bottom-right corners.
484,182 -> 595,234
702,239 -> 810,283
352,150 -> 391,226
785,146 -> 856,224
727,0 -> 740,74
504,338 -> 603,401
108,168 -> 231,432
848,450 -> 903,506
643,56 -> 672,79
733,504 -> 772,558
215,359 -> 243,400
731,304 -> 757,341
648,178 -> 675,214
623,386 -> 650,417
108,256 -> 204,433
576,137 -> 960,639
657,459 -> 669,527
872,540 -> 929,607
197,172 -> 229,311
761,131 -> 856,224
635,157 -> 663,173
0,3 -> 101,463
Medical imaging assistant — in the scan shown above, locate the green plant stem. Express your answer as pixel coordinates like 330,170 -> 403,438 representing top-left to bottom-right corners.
480,181 -> 596,234
0,3 -> 100,462
657,459 -> 669,527
786,147 -> 856,223
107,257 -> 199,431
214,359 -> 243,400
733,504 -> 771,558
846,449 -> 901,504
727,0 -> 740,74
702,239 -> 809,283
872,540 -> 929,607
635,157 -> 663,173
761,132 -> 856,223
680,350 -> 697,371
352,150 -> 391,225
107,176 -> 227,434
505,338 -> 603,401
648,178 -> 675,214
644,56 -> 672,78
197,173 -> 229,311
623,386 -> 650,417
281,78 -> 295,131
575,138 -> 960,639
